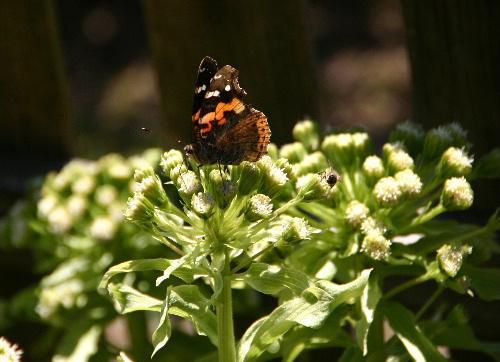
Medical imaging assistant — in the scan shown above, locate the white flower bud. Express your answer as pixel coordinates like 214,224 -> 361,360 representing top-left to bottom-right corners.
47,206 -> 72,234
66,195 -> 87,218
191,192 -> 215,216
90,216 -> 117,240
345,200 -> 370,228
363,155 -> 385,180
395,169 -> 422,197
437,244 -> 472,277
373,177 -> 402,207
438,147 -> 473,177
71,175 -> 96,195
0,336 -> 23,362
361,234 -> 391,260
441,177 -> 474,210
246,194 -> 273,221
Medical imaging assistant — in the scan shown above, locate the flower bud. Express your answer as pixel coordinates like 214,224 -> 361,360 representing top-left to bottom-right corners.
373,177 -> 402,208
437,147 -> 473,177
71,175 -> 96,195
446,123 -> 468,148
441,177 -> 473,210
387,149 -> 414,173
257,156 -> 288,197
47,206 -> 73,234
90,216 -> 117,241
67,195 -> 87,218
101,154 -> 132,179
137,175 -> 168,206
437,244 -> 472,277
361,234 -> 391,260
363,155 -> 385,181
389,121 -> 425,156
0,336 -> 23,362
238,161 -> 262,195
360,217 -> 386,236
395,169 -> 422,197
95,185 -> 118,206
38,194 -> 58,219
246,194 -> 273,221
294,152 -> 328,176
160,149 -> 184,177
267,143 -> 279,160
133,167 -> 156,183
296,173 -> 329,201
124,193 -> 153,224
345,200 -> 370,229
279,142 -> 308,163
283,217 -> 311,242
176,170 -> 202,197
191,192 -> 215,216
423,126 -> 454,160
292,120 -> 320,151
321,133 -> 354,166
169,164 -> 188,183
275,158 -> 295,181
351,132 -> 371,158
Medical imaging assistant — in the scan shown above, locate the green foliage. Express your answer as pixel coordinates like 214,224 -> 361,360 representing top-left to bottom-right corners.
2,121 -> 500,361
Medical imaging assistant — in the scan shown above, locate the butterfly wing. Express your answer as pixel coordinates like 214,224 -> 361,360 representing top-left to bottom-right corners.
215,108 -> 271,164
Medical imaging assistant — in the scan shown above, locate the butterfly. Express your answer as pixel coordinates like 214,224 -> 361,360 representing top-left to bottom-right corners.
184,56 -> 271,165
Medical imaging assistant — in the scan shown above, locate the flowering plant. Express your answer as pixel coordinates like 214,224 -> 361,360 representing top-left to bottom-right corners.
100,121 -> 500,361
0,149 -> 163,360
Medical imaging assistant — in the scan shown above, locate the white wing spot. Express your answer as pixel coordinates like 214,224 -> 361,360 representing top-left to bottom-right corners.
205,90 -> 221,98
214,74 -> 222,79
195,84 -> 207,94
225,85 -> 231,91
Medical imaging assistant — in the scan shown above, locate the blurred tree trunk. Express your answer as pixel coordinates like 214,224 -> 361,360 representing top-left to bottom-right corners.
144,0 -> 316,146
401,0 -> 500,156
0,0 -> 71,205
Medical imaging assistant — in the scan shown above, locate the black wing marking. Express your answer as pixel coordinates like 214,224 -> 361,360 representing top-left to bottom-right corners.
192,56 -> 218,115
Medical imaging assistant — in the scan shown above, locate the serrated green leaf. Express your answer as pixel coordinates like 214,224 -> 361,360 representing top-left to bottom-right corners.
169,285 -> 218,346
238,269 -> 371,362
383,301 -> 447,362
152,288 -> 172,357
107,283 -> 162,313
281,305 -> 353,362
237,262 -> 312,297
463,265 -> 500,301
99,258 -> 171,290
356,272 -> 381,355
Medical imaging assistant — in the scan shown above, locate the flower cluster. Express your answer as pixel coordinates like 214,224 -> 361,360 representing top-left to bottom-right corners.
0,149 -> 162,328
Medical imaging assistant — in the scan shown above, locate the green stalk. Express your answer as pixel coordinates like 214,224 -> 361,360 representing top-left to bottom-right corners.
217,253 -> 237,362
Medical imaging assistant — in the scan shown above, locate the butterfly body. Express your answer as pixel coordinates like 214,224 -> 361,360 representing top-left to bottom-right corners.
185,56 -> 271,165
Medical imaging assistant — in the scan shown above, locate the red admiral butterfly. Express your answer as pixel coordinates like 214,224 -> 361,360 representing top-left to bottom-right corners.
184,56 -> 271,165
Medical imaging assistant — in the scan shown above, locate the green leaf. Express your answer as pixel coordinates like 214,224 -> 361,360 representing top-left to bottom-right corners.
99,258 -> 171,290
383,301 -> 447,362
281,305 -> 353,362
472,148 -> 500,179
152,288 -> 172,357
356,272 -> 381,355
236,262 -> 312,297
238,269 -> 371,362
107,283 -> 162,313
169,285 -> 218,346
463,265 -> 500,301
338,346 -> 364,362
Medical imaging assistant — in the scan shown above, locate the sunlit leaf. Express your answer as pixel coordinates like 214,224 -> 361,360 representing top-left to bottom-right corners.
107,283 -> 162,313
152,288 -> 172,357
383,301 -> 447,362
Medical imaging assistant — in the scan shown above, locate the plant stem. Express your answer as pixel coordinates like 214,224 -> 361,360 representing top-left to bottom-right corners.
217,254 -> 237,362
385,273 -> 432,299
410,204 -> 446,227
415,285 -> 444,321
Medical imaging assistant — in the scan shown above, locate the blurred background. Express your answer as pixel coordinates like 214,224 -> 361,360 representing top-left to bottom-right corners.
1,0 -> 499,360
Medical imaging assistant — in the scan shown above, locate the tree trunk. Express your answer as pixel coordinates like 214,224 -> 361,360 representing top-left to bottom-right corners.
401,0 -> 500,156
144,0 -> 316,146
0,0 -> 71,210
